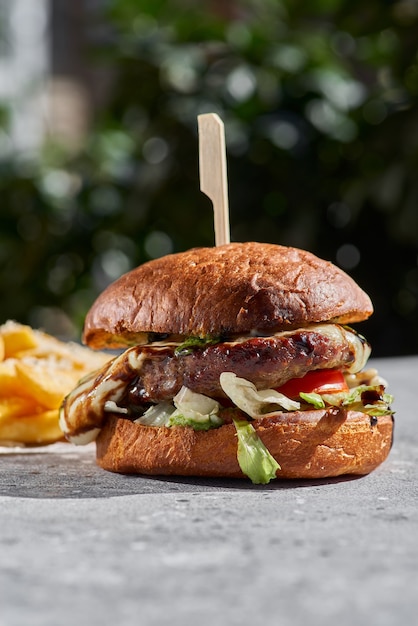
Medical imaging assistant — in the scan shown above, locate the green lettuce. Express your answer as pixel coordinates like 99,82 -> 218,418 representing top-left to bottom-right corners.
299,392 -> 326,409
220,372 -> 300,416
285,382 -> 394,416
174,335 -> 220,356
341,385 -> 394,416
233,418 -> 280,484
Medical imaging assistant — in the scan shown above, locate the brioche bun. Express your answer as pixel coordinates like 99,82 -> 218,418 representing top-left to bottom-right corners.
83,242 -> 373,349
96,409 -> 393,480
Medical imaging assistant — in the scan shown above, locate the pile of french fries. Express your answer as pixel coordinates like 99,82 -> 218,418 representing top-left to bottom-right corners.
0,321 -> 110,446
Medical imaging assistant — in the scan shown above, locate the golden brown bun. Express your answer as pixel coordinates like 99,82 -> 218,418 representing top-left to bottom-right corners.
83,242 -> 373,348
96,410 -> 393,479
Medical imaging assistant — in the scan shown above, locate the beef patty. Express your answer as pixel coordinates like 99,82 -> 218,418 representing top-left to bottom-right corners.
60,324 -> 370,441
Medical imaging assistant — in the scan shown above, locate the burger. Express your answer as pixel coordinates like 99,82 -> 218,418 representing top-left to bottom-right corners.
60,242 -> 394,484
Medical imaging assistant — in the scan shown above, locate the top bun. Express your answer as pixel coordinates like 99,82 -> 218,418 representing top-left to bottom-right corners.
83,242 -> 373,348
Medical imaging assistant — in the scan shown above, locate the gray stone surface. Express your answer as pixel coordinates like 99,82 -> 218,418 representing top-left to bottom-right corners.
1,356 -> 417,626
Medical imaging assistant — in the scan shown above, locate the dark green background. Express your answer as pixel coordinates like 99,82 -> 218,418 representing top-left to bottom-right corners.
1,0 -> 417,356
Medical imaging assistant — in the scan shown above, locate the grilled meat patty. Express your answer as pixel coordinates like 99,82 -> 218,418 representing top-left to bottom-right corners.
123,325 -> 367,404
61,324 -> 370,442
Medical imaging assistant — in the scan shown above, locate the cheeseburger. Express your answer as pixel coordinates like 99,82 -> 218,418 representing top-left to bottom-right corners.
60,242 -> 393,483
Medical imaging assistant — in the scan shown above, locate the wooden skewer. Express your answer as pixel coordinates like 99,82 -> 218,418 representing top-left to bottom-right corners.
198,113 -> 231,246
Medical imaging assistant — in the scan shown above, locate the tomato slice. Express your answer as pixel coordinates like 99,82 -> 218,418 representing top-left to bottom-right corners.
276,370 -> 349,398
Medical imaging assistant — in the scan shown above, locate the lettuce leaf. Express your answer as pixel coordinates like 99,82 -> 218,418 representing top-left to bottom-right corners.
233,418 -> 280,484
314,384 -> 393,416
135,387 -> 223,430
134,401 -> 176,426
220,372 -> 300,417
299,392 -> 326,409
341,385 -> 394,416
173,386 -> 220,416
169,386 -> 223,430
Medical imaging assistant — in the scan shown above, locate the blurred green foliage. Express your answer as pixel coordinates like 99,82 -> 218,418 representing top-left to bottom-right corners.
1,0 -> 418,355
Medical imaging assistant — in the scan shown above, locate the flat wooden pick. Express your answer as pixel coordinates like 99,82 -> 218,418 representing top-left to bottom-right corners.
198,113 -> 230,246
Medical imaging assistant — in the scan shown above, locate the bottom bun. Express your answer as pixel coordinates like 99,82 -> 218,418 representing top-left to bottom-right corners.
96,409 -> 394,480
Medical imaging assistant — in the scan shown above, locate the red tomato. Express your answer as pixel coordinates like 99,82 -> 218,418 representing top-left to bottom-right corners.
276,370 -> 349,398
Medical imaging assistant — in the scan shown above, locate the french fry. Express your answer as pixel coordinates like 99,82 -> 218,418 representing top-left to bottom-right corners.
0,409 -> 64,445
1,321 -> 38,358
14,359 -> 83,410
0,396 -> 39,419
0,320 -> 110,446
0,360 -> 24,397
